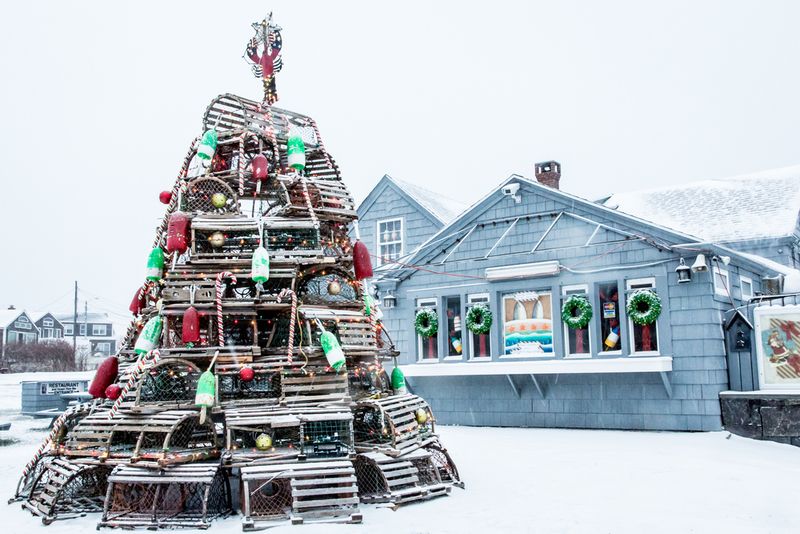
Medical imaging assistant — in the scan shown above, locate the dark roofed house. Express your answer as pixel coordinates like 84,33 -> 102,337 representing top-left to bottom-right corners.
0,308 -> 38,360
54,311 -> 117,362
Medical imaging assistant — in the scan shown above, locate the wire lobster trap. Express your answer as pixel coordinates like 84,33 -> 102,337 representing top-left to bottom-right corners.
21,458 -> 111,524
62,409 -> 219,466
99,463 -> 232,529
185,176 -> 239,215
216,361 -> 282,405
240,460 -> 361,529
130,359 -> 201,409
353,394 -> 436,454
353,449 -> 450,507
347,361 -> 391,400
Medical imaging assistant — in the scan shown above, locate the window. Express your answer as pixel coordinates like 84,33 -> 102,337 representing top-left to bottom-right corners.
502,290 -> 553,357
561,285 -> 591,357
79,324 -> 86,336
42,328 -> 53,338
416,298 -> 439,361
467,294 -> 491,359
23,333 -> 35,344
43,318 -> 53,327
94,342 -> 112,355
377,218 -> 403,266
598,281 -> 622,353
626,278 -> 659,355
55,328 -> 62,337
64,324 -> 74,336
740,276 -> 753,301
713,267 -> 730,298
14,317 -> 31,329
444,296 -> 463,359
92,324 -> 107,336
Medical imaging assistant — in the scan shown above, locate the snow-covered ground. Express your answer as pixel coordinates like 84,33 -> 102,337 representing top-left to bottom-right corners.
1,373 -> 798,533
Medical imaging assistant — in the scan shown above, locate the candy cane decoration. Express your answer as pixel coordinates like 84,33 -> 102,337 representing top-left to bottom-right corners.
261,104 -> 281,171
237,135 -> 245,196
308,118 -> 333,169
22,408 -> 70,477
300,178 -> 320,229
107,349 -> 161,419
277,288 -> 297,365
216,272 -> 237,347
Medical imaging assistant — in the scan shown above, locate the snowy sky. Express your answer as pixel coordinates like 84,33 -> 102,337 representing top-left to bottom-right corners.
2,0 -> 800,319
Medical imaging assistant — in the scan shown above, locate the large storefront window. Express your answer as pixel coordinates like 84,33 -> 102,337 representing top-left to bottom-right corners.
562,285 -> 591,357
445,296 -> 463,358
598,281 -> 621,353
416,298 -> 439,361
502,290 -> 553,356
626,278 -> 659,354
467,294 -> 491,359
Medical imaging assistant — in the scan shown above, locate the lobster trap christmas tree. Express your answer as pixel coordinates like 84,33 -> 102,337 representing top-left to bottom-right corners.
11,13 -> 461,530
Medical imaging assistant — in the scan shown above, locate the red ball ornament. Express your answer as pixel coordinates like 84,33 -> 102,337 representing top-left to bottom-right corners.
159,191 -> 172,204
89,356 -> 119,398
239,366 -> 255,382
252,154 -> 269,181
105,384 -> 122,400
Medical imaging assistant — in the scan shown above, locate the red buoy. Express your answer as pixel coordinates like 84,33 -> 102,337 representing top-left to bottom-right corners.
252,154 -> 269,181
182,306 -> 200,344
105,384 -> 122,400
129,287 -> 146,315
159,191 -> 172,204
166,211 -> 191,254
353,240 -> 373,280
89,356 -> 119,398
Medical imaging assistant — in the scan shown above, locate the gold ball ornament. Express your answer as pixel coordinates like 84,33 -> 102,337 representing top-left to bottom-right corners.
208,231 -> 226,248
255,433 -> 273,450
415,408 -> 429,424
327,280 -> 342,295
211,192 -> 227,208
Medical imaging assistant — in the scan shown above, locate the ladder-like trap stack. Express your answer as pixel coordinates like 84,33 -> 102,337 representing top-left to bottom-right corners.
15,91 -> 461,529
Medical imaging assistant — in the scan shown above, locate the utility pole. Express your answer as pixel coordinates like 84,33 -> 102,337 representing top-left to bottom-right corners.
72,281 -> 78,357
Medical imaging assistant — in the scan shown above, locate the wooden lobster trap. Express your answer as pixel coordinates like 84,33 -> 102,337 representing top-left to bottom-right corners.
125,358 -> 201,411
347,361 -> 392,401
22,458 -> 111,524
282,176 -> 357,223
280,370 -> 351,406
62,409 -> 219,466
216,359 -> 282,406
353,394 -> 436,455
353,448 -> 450,507
299,307 -> 378,359
225,406 -> 354,465
99,463 -> 232,529
190,216 -> 261,265
240,460 -> 361,528
296,267 -> 361,307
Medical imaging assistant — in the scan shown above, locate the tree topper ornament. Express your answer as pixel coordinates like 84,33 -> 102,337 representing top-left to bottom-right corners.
245,13 -> 284,105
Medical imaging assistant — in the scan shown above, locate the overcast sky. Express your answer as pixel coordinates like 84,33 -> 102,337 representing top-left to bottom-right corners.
2,0 -> 799,319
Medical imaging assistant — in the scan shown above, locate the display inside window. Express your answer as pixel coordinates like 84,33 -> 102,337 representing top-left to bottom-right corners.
627,280 -> 659,353
445,296 -> 463,357
503,291 -> 553,356
562,288 -> 590,356
377,218 -> 403,265
598,282 -> 621,351
417,300 -> 438,360
468,295 -> 491,358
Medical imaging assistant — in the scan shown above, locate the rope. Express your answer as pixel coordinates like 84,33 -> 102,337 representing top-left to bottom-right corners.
107,349 -> 161,419
277,289 -> 297,365
215,272 -> 237,347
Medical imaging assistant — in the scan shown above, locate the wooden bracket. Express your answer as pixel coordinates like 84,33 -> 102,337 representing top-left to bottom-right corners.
659,371 -> 673,399
506,375 -> 521,398
529,374 -> 547,398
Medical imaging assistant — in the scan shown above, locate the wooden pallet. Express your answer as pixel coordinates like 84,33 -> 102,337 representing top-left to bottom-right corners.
63,409 -> 218,466
353,394 -> 436,455
353,449 -> 450,507
240,460 -> 361,528
99,462 -> 232,529
21,458 -> 110,524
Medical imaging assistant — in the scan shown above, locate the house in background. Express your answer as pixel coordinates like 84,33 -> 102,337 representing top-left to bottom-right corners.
368,161 -> 800,437
32,312 -> 65,341
355,174 -> 467,271
602,165 -> 800,268
0,308 -> 39,359
55,312 -> 117,361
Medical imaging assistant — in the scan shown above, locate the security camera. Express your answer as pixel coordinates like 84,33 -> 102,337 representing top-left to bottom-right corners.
502,182 -> 521,203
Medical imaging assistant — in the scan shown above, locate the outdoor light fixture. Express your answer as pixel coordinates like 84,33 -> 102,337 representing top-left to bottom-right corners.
691,254 -> 709,273
485,260 -> 560,281
676,258 -> 692,284
383,292 -> 397,309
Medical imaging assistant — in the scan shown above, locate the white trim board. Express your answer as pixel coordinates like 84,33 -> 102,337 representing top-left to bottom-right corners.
401,356 -> 673,377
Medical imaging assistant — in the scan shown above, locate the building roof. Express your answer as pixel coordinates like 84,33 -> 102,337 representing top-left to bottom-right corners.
54,311 -> 113,324
602,165 -> 800,243
385,176 -> 468,224
0,309 -> 26,329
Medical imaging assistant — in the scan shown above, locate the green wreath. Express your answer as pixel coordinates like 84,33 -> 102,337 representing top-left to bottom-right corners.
415,309 -> 439,338
561,295 -> 593,329
466,305 -> 493,335
626,289 -> 662,325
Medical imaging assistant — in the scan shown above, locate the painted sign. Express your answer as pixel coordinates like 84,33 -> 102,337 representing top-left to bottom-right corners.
40,381 -> 86,396
603,302 -> 616,319
502,291 -> 553,356
753,305 -> 800,389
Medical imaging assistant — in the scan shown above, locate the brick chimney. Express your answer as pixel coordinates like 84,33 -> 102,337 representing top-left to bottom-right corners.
535,161 -> 561,189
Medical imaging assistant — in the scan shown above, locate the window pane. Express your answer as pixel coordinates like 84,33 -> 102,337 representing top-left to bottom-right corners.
598,282 -> 621,351
563,288 -> 590,355
503,291 -> 553,356
468,296 -> 491,358
417,300 -> 438,360
627,281 -> 659,353
445,296 -> 463,357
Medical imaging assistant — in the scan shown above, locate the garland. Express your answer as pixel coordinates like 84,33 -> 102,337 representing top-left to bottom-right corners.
466,305 -> 493,335
561,295 -> 593,330
626,289 -> 662,325
415,309 -> 438,338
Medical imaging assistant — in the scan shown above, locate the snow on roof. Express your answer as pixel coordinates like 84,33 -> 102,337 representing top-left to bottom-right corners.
54,311 -> 112,324
388,176 -> 468,224
603,165 -> 800,243
0,309 -> 26,328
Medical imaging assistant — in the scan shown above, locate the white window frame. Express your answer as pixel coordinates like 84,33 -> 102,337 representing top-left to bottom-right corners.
443,295 -> 465,361
597,281 -> 623,356
713,267 -> 730,298
42,328 -> 53,338
416,298 -> 439,362
95,342 -> 112,355
92,324 -> 107,336
23,333 -> 36,344
561,284 -> 593,359
467,293 -> 492,360
376,217 -> 404,266
55,328 -> 62,337
43,318 -> 53,327
64,324 -> 74,335
500,290 -> 554,359
740,275 -> 754,301
626,277 -> 660,356
79,324 -> 87,336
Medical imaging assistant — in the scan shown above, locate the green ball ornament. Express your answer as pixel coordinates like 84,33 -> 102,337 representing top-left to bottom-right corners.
255,433 -> 273,450
208,231 -> 226,248
211,192 -> 227,208
415,408 -> 429,424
